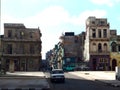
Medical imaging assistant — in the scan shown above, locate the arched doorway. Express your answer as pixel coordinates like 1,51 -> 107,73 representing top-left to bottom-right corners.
112,59 -> 117,71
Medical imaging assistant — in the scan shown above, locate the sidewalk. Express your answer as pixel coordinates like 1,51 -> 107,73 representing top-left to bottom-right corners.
0,72 -> 50,90
69,71 -> 120,87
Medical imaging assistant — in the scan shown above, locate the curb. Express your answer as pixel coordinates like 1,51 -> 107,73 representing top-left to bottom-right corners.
0,76 -> 45,79
95,79 -> 120,87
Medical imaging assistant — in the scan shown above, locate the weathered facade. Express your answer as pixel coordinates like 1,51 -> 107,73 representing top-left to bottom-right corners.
1,23 -> 42,72
46,32 -> 85,71
84,17 -> 110,70
110,30 -> 120,70
59,32 -> 85,70
77,32 -> 85,63
0,35 -> 3,71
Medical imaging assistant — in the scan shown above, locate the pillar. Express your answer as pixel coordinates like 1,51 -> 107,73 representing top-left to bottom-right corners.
9,60 -> 14,73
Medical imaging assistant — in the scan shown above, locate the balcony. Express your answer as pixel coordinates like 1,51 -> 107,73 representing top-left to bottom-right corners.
90,51 -> 110,55
2,53 -> 41,57
89,36 -> 109,41
2,38 -> 41,42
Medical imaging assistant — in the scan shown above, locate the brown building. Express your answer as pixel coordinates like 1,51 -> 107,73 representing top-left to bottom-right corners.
84,17 -> 110,71
0,35 -> 4,71
77,32 -> 85,63
1,23 -> 42,72
59,32 -> 85,70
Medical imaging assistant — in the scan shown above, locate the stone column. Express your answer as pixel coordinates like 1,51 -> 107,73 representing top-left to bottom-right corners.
9,60 -> 14,73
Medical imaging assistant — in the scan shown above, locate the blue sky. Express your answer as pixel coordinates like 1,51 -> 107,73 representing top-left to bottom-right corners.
1,0 -> 120,59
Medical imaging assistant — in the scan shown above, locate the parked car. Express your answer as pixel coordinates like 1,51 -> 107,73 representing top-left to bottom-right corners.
74,65 -> 90,71
50,69 -> 65,83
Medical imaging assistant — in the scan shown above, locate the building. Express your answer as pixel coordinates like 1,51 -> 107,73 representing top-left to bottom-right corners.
54,42 -> 64,69
110,30 -> 120,70
0,35 -> 4,71
46,32 -> 86,71
46,50 -> 53,69
59,32 -> 79,71
1,23 -> 42,72
84,17 -> 110,71
76,32 -> 86,64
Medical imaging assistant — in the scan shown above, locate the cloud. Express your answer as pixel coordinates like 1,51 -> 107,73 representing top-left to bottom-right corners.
1,6 -> 107,29
14,6 -> 69,28
1,6 -> 107,58
90,0 -> 120,7
69,10 -> 107,26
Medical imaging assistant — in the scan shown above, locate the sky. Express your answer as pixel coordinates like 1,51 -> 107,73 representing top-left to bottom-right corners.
1,0 -> 120,59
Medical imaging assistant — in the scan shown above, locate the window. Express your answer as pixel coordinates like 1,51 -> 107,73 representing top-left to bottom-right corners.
30,45 -> 35,54
98,43 -> 102,52
111,42 -> 117,52
20,31 -> 24,39
8,30 -> 12,38
29,59 -> 34,68
104,43 -> 107,52
74,36 -> 78,43
103,29 -> 107,38
30,32 -> 33,38
7,44 -> 12,54
15,32 -> 17,38
93,43 -> 96,52
92,21 -> 95,24
92,29 -> 96,38
118,45 -> 120,52
98,29 -> 101,38
100,21 -> 105,25
19,44 -> 24,54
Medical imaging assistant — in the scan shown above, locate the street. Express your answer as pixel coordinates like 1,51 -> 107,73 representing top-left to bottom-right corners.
0,71 -> 120,90
0,72 -> 50,90
46,72 -> 120,90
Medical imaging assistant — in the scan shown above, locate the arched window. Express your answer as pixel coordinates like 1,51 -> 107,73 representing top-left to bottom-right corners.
98,43 -> 102,52
92,29 -> 96,38
98,29 -> 101,38
111,42 -> 117,52
93,43 -> 96,52
104,43 -> 107,52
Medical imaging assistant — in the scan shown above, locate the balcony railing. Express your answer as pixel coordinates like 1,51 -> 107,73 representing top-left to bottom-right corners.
90,51 -> 110,55
89,36 -> 109,41
2,38 -> 41,42
2,53 -> 41,57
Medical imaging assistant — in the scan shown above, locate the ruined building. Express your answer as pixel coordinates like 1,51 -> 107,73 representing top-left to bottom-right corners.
1,23 -> 42,72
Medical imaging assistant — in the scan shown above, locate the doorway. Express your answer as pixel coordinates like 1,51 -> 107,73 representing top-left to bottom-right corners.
112,59 -> 117,71
92,58 -> 97,70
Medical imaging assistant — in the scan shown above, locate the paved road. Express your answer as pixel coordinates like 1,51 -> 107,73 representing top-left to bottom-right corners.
0,78 -> 46,89
0,71 -> 119,90
0,72 -> 50,90
46,72 -> 120,90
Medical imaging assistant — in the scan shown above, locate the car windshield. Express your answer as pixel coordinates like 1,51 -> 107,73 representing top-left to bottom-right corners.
51,70 -> 64,74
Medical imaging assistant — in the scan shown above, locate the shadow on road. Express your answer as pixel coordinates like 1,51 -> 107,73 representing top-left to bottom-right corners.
47,75 -> 120,90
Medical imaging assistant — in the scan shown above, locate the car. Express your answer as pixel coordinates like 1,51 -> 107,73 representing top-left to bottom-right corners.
50,69 -> 65,83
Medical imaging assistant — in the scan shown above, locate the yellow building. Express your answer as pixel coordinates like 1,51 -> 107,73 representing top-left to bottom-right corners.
110,30 -> 120,70
110,52 -> 120,70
